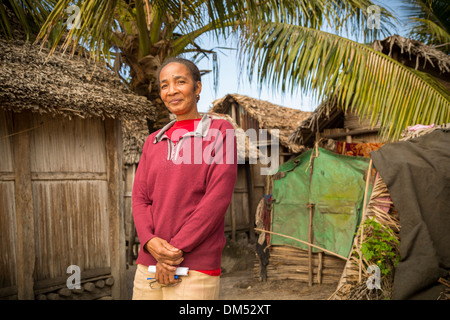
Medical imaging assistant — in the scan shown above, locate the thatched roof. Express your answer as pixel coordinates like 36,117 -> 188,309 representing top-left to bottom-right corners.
288,96 -> 344,147
0,39 -> 156,121
372,35 -> 450,90
210,94 -> 312,153
372,35 -> 450,73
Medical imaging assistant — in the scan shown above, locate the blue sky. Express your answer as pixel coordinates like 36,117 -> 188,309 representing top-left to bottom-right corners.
191,0 -> 411,113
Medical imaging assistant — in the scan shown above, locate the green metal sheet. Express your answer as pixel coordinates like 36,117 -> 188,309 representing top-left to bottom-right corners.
271,148 -> 371,258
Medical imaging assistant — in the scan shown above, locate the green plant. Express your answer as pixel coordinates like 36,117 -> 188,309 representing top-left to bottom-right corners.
360,218 -> 400,276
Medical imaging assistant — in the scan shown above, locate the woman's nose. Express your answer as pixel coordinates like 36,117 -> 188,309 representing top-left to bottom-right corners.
167,83 -> 178,95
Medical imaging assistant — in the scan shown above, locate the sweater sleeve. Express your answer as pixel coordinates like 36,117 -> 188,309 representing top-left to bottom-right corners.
132,138 -> 156,251
169,124 -> 238,253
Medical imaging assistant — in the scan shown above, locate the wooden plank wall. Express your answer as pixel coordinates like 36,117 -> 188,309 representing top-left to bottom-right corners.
30,114 -> 111,283
0,110 -> 18,297
224,163 -> 264,241
0,110 -> 126,299
226,103 -> 274,241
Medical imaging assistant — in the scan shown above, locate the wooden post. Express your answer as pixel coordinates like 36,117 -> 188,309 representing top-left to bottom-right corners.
105,118 -> 126,299
13,111 -> 36,299
345,128 -> 352,143
231,103 -> 237,122
361,159 -> 373,223
307,147 -> 318,287
307,203 -> 314,287
245,163 -> 255,242
359,159 -> 373,283
125,164 -> 137,266
318,252 -> 323,285
230,193 -> 236,242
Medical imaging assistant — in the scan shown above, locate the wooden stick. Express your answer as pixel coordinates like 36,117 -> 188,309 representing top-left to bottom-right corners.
361,159 -> 373,222
254,228 -> 347,260
359,159 -> 372,282
306,146 -> 319,287
308,204 -> 314,287
231,193 -> 236,242
358,224 -> 364,283
318,252 -> 323,285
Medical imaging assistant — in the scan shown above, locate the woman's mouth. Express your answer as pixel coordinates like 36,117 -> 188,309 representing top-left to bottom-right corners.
170,99 -> 183,105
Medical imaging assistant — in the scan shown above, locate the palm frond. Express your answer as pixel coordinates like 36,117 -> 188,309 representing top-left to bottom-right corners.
404,0 -> 450,51
409,17 -> 450,48
0,0 -> 56,41
241,22 -> 450,141
35,0 -> 119,60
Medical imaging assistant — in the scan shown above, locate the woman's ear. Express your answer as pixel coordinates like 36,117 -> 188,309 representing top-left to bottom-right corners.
195,81 -> 202,95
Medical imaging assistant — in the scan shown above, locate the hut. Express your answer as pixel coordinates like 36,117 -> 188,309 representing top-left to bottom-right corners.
0,39 -> 156,300
210,94 -> 312,163
331,123 -> 450,300
209,94 -> 312,243
289,34 -> 450,155
288,97 -> 384,158
260,35 -> 450,292
255,146 -> 373,285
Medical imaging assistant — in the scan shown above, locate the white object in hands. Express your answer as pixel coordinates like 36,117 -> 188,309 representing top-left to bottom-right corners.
148,265 -> 189,276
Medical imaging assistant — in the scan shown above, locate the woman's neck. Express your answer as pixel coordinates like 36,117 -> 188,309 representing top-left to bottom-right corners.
175,109 -> 201,121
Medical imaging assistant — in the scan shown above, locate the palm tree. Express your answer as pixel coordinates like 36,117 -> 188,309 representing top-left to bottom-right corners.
29,0 -> 251,129
24,0 -> 381,130
34,0 -> 398,128
237,1 -> 449,141
2,1 -> 448,139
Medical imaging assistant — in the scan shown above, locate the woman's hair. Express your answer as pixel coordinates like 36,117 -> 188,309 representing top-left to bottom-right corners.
156,57 -> 201,92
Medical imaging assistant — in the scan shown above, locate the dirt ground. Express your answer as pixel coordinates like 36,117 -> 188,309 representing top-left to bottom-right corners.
218,269 -> 337,300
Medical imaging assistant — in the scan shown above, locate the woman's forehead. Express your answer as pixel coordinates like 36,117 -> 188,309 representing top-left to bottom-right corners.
160,62 -> 191,79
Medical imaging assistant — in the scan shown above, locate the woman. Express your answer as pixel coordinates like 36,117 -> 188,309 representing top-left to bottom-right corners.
132,57 -> 237,300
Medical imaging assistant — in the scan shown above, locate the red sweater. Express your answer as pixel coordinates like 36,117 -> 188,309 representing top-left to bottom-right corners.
132,115 -> 237,272
164,118 -> 201,142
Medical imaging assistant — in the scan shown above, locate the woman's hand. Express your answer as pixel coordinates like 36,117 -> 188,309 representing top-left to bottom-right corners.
145,237 -> 183,285
155,261 -> 180,285
145,237 -> 183,264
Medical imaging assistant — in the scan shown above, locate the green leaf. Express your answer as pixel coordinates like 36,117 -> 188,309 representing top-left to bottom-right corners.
241,22 -> 450,141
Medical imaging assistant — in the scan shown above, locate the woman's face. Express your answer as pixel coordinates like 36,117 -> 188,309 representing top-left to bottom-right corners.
159,62 -> 202,119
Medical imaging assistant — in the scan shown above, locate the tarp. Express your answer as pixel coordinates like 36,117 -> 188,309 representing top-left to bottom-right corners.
271,148 -> 371,258
371,129 -> 450,300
